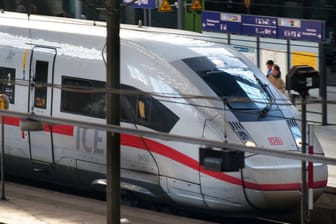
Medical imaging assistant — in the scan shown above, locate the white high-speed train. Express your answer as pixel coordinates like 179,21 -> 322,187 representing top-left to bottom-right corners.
0,11 -> 327,212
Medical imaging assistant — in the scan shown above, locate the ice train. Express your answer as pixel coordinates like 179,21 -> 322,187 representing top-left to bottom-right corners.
0,11 -> 328,212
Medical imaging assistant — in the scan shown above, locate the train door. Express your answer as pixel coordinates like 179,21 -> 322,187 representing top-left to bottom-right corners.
28,46 -> 56,164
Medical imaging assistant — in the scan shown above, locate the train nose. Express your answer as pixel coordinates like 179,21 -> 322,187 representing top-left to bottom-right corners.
242,155 -> 328,210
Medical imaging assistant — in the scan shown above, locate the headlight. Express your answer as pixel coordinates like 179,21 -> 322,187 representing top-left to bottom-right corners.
245,140 -> 256,147
236,130 -> 256,147
290,125 -> 302,148
287,119 -> 302,149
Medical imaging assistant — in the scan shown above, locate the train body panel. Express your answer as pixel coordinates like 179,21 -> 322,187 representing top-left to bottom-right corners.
0,11 -> 328,213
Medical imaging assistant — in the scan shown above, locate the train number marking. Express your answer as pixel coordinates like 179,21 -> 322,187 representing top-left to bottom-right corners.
76,128 -> 104,154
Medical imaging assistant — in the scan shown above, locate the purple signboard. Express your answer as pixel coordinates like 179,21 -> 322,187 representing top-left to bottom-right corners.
278,18 -> 325,42
201,11 -> 241,34
201,11 -> 325,42
242,15 -> 277,38
122,0 -> 156,9
201,11 -> 221,32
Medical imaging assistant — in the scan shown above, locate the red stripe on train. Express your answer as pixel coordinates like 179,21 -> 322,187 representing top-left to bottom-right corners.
121,134 -> 327,191
3,116 -> 74,136
2,117 -> 328,190
43,123 -> 74,136
4,116 -> 20,126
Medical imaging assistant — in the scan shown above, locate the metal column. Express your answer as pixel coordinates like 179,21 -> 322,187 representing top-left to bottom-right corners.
105,0 -> 121,224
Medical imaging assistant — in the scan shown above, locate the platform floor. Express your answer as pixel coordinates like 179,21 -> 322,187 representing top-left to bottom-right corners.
0,182 -> 216,224
302,86 -> 336,188
0,181 -> 335,224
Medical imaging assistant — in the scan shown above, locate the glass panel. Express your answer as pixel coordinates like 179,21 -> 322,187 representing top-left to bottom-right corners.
0,66 -> 15,104
34,60 -> 48,108
61,76 -> 105,118
120,85 -> 179,133
183,56 -> 271,110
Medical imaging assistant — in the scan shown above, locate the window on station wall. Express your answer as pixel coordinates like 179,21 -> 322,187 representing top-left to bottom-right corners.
284,1 -> 303,18
205,0 -> 237,12
0,66 -> 15,104
61,76 -> 105,118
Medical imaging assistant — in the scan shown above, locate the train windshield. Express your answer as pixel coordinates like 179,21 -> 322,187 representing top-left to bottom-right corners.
183,56 -> 271,110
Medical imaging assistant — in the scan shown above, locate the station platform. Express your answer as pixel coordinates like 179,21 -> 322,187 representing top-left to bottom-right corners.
0,181 -> 216,224
291,86 -> 336,223
302,86 -> 336,188
0,182 -> 335,224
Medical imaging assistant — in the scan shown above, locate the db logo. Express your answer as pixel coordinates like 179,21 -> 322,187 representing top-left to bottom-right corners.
268,137 -> 283,145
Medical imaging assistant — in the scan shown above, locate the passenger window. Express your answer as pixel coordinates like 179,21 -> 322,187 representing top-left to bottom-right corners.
120,85 -> 179,133
61,76 -> 105,118
61,80 -> 179,130
34,60 -> 48,108
0,66 -> 15,104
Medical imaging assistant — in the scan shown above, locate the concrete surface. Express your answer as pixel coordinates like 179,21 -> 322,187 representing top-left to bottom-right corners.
301,86 -> 336,188
0,182 -> 216,224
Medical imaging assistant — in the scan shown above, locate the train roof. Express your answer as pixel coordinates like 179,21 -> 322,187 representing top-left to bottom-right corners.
0,11 -> 235,62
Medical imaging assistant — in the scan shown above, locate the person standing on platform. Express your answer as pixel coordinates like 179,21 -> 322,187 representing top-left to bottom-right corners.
268,64 -> 286,94
265,60 -> 274,78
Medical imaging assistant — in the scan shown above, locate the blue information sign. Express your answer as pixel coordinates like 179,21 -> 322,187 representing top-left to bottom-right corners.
242,15 -> 277,38
122,0 -> 156,9
201,10 -> 325,42
278,18 -> 324,42
201,11 -> 221,32
201,11 -> 241,34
